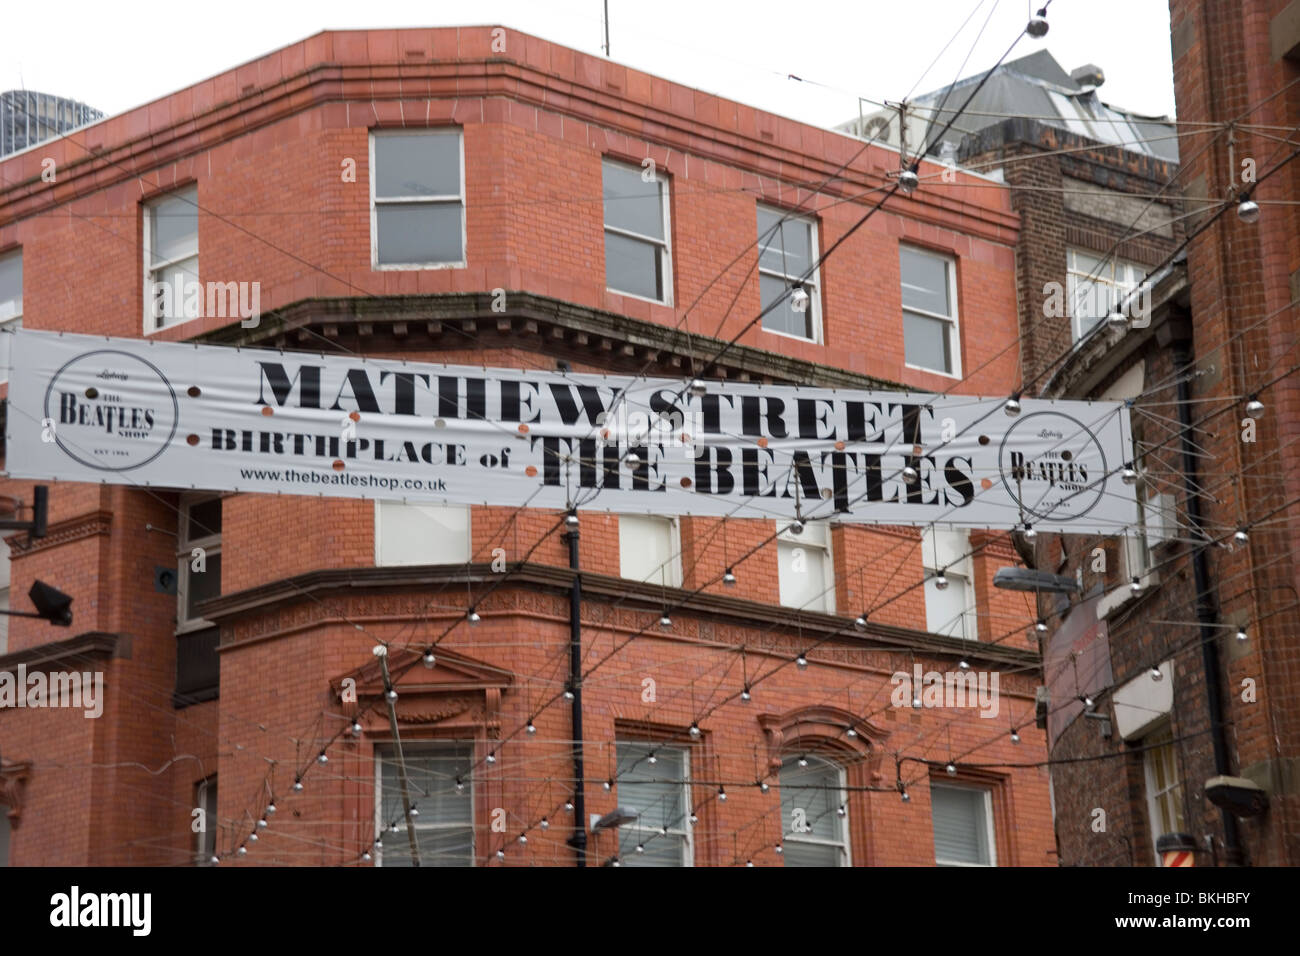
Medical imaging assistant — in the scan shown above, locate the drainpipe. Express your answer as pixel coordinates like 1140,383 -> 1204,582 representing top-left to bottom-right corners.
564,523 -> 587,866
1169,322 -> 1243,865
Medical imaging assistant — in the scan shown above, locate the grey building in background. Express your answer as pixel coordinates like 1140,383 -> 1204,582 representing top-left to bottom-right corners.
1,89 -> 103,158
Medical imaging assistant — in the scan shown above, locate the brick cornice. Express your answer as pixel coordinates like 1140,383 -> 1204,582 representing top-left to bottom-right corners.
198,561 -> 1040,670
7,510 -> 112,556
198,290 -> 901,390
0,33 -> 1018,244
0,630 -> 122,670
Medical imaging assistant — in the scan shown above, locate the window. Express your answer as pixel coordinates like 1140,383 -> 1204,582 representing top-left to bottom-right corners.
0,538 -> 10,655
1067,248 -> 1145,342
603,159 -> 672,303
757,205 -> 821,341
370,130 -> 465,269
900,246 -> 960,376
619,515 -> 681,587
0,249 -> 21,383
195,777 -> 217,866
177,495 -> 222,632
922,527 -> 975,640
375,742 -> 475,867
375,502 -> 471,566
932,783 -> 996,866
1123,490 -> 1174,581
779,755 -> 849,866
144,186 -> 199,331
615,741 -> 692,866
1143,727 -> 1186,864
777,520 -> 834,613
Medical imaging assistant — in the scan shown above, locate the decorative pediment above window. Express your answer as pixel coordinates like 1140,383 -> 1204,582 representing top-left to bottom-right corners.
757,705 -> 889,779
331,647 -> 514,738
0,760 -> 31,827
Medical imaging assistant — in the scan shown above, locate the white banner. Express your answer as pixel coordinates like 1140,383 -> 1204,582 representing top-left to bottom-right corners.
5,330 -> 1138,534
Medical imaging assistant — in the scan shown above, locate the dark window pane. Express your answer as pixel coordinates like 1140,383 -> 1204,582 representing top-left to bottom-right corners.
374,133 -> 461,198
185,551 -> 221,619
376,204 -> 463,265
900,247 -> 951,316
903,311 -> 952,373
187,498 -> 221,541
603,162 -> 664,239
175,626 -> 220,706
605,232 -> 663,300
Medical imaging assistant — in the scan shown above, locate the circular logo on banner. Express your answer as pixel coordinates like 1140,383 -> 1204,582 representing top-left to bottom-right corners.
43,349 -> 179,471
997,410 -> 1107,523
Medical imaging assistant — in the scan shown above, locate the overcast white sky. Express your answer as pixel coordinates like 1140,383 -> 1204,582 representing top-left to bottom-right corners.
8,0 -> 1177,129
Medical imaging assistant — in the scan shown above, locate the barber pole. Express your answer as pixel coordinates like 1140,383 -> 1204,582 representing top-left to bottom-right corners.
1156,832 -> 1197,867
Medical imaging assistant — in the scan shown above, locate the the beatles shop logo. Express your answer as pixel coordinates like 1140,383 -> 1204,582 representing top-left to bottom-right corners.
43,350 -> 179,471
997,411 -> 1108,523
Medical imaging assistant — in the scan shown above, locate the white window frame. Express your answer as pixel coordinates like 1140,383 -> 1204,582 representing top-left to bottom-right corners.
195,776 -> 218,866
373,741 -> 475,867
1067,247 -> 1145,342
615,741 -> 694,867
780,754 -> 851,866
602,158 -> 674,306
177,494 -> 221,634
901,245 -> 962,378
922,527 -> 975,640
1142,725 -> 1186,865
932,781 -> 997,867
0,248 -> 22,386
369,129 -> 467,271
374,501 -> 472,567
777,520 -> 835,613
143,185 -> 199,334
757,204 -> 823,344
618,514 -> 682,588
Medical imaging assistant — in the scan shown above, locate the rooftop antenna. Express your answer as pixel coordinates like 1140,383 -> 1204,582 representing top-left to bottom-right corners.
602,1 -> 610,57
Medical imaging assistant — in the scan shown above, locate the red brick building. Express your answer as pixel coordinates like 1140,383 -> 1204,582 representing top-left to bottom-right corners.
0,27 -> 1052,866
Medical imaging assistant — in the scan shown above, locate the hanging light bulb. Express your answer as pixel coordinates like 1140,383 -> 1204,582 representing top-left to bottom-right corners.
854,614 -> 867,630
836,804 -> 847,818
1150,666 -> 1164,681
518,833 -> 528,845
1130,576 -> 1144,594
1234,528 -> 1249,544
902,464 -> 919,483
1236,626 -> 1249,643
689,379 -> 707,398
1036,619 -> 1048,633
564,510 -> 580,529
237,846 -> 247,857
317,751 -> 329,765
795,653 -> 808,669
467,608 -> 481,625
456,777 -> 465,793
689,723 -> 701,738
958,659 -> 970,671
798,755 -> 809,767
409,808 -> 419,818
625,451 -> 641,468
361,852 -> 371,863
790,282 -> 810,313
1023,523 -> 1037,540
789,518 -> 805,535
746,859 -> 755,867
759,781 -> 770,793
210,854 -> 220,865
898,168 -> 920,194
718,786 -> 727,802
266,801 -> 277,816
564,800 -> 574,812
422,648 -> 436,668
1010,729 -> 1021,744
723,567 -> 737,586
526,720 -> 536,735
540,818 -> 550,830
293,777 -> 304,792
846,726 -> 857,738
635,844 -> 645,854
659,613 -> 673,630
496,849 -> 505,861
689,813 -> 698,826
741,685 -> 752,702
351,719 -> 363,736
385,688 -> 398,702
563,685 -> 575,701
1026,8 -> 1049,37
375,837 -> 383,850
648,752 -> 657,764
901,789 -> 911,803
775,843 -> 784,854
1082,695 -> 1095,709
1121,464 -> 1139,485
1005,394 -> 1022,417
912,694 -> 922,709
934,569 -> 949,591
1237,198 -> 1261,224
1245,395 -> 1265,418
603,779 -> 613,791
1107,307 -> 1129,331
248,831 -> 258,843
945,763 -> 957,776
257,817 -> 268,829
486,751 -> 496,764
